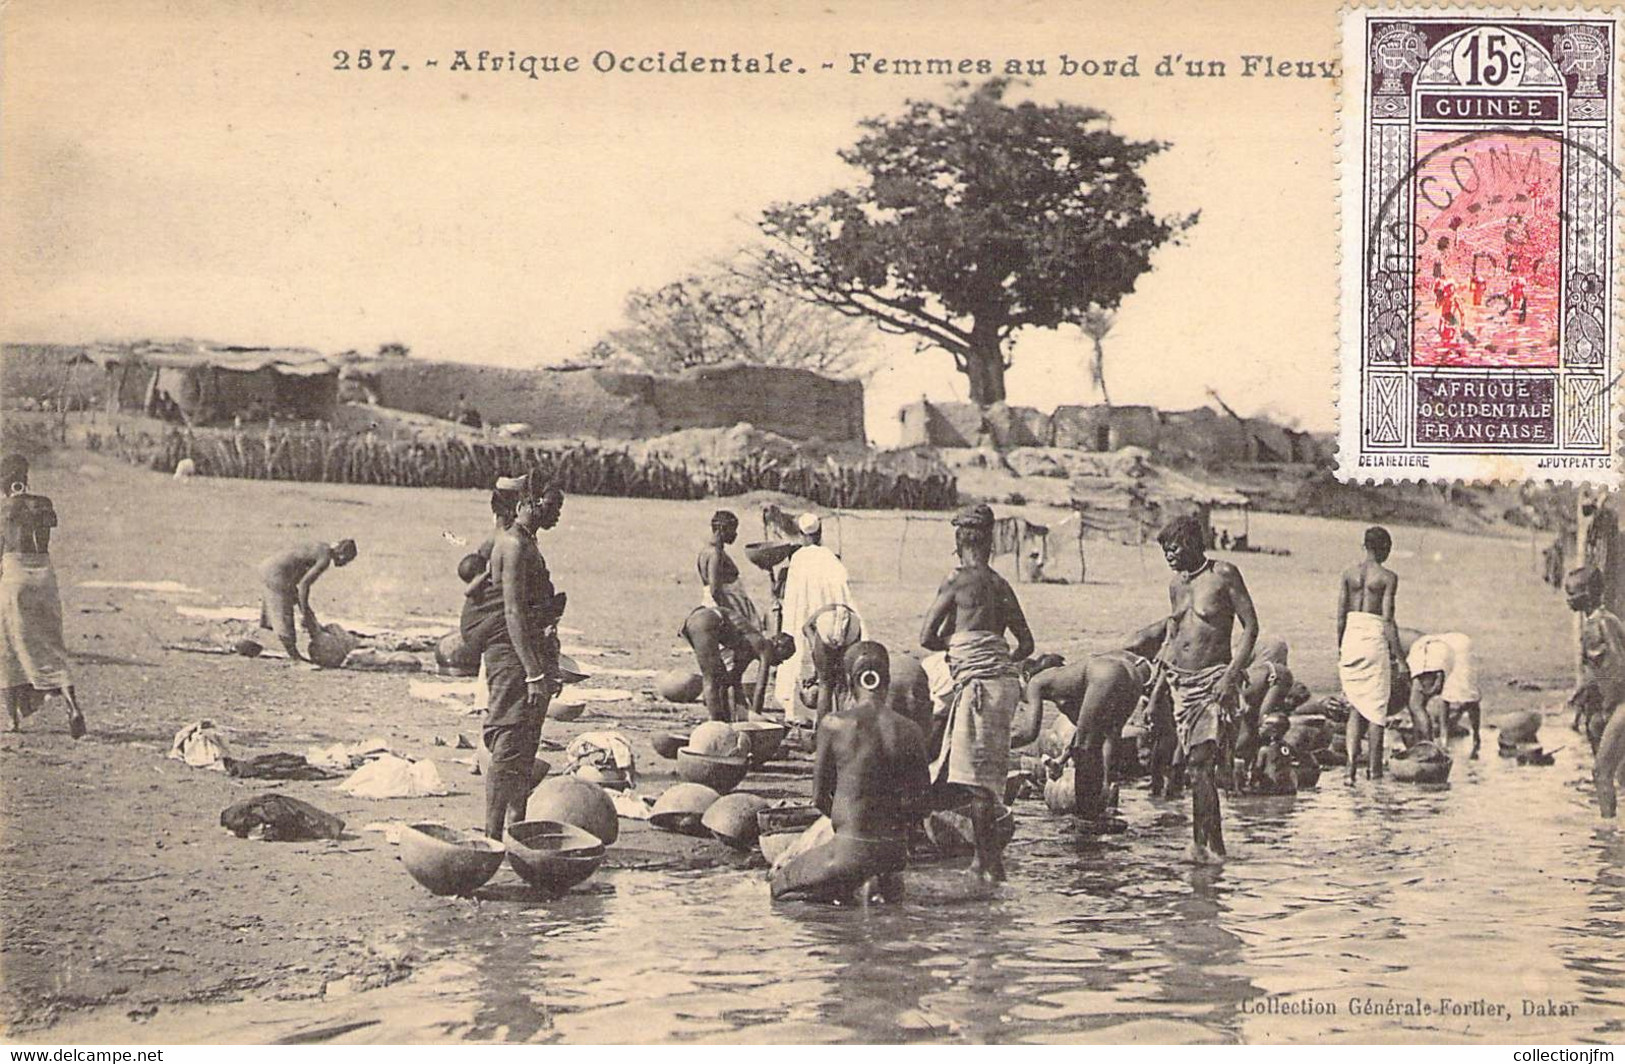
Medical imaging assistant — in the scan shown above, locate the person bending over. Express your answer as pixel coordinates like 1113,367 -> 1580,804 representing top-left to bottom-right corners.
258,538 -> 358,662
1010,620 -> 1165,824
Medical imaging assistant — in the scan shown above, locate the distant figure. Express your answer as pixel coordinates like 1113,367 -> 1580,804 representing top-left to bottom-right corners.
1157,513 -> 1258,862
774,513 -> 863,723
0,455 -> 88,737
1406,631 -> 1482,757
920,504 -> 1034,882
771,641 -> 931,904
1337,526 -> 1407,781
1564,565 -> 1625,818
450,394 -> 483,429
1509,276 -> 1529,324
257,538 -> 358,662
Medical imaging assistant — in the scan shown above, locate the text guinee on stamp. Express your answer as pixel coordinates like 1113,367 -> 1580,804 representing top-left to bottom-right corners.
1339,7 -> 1622,485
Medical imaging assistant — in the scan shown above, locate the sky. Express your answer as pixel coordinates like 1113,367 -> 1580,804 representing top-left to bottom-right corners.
1,0 -> 1343,444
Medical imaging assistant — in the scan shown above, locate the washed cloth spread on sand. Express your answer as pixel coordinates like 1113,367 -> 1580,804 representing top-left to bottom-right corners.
929,631 -> 1019,796
1339,611 -> 1393,725
774,544 -> 864,718
1165,661 -> 1229,755
1407,632 -> 1480,704
0,553 -> 73,693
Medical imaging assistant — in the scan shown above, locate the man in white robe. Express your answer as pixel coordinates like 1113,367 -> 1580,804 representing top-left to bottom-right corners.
774,513 -> 864,722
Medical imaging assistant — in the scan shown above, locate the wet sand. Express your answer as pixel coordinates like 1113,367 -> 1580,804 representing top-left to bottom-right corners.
3,450 -> 1621,1043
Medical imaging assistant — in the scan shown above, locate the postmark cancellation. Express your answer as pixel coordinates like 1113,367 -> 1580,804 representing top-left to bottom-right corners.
1338,6 -> 1624,485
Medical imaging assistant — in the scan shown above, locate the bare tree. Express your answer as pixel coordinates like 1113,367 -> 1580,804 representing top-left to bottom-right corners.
589,265 -> 874,377
1081,307 -> 1116,405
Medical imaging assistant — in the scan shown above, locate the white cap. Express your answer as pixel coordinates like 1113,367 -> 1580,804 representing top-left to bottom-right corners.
797,513 -> 822,535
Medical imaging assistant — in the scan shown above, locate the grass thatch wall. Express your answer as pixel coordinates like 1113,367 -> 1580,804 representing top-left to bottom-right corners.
85,420 -> 956,511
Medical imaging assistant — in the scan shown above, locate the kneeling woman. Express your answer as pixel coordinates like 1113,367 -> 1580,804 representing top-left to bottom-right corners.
771,642 -> 931,904
683,510 -> 792,721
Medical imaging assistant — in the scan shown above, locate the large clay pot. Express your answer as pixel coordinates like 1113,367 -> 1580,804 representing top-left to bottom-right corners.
1390,740 -> 1452,784
524,776 -> 619,846
676,749 -> 749,794
649,782 -> 722,836
308,623 -> 359,669
434,631 -> 480,676
1492,710 -> 1542,744
398,823 -> 505,897
656,670 -> 704,704
702,792 -> 771,851
503,820 -> 604,894
733,721 -> 787,766
1044,769 -> 1078,814
688,720 -> 747,759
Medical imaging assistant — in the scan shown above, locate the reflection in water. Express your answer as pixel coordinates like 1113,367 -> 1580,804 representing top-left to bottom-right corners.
377,743 -> 1625,1044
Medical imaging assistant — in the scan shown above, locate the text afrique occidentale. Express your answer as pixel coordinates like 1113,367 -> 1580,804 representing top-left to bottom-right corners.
333,49 -> 1340,81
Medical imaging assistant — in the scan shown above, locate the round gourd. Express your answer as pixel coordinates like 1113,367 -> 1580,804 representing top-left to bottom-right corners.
656,670 -> 704,703
689,720 -> 747,758
524,775 -> 619,845
1044,768 -> 1078,814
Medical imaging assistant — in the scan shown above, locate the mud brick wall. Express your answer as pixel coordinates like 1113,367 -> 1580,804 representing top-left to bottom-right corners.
355,360 -> 865,443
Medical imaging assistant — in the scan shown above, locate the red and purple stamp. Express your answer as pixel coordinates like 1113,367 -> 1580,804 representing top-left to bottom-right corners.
1340,9 -> 1620,483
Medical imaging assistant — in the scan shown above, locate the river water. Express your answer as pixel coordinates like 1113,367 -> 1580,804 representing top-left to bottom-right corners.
269,733 -> 1624,1045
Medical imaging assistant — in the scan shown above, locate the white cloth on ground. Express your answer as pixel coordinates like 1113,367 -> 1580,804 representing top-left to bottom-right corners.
168,720 -> 234,770
1339,611 -> 1393,725
336,754 -> 450,799
773,544 -> 864,718
1407,632 -> 1480,704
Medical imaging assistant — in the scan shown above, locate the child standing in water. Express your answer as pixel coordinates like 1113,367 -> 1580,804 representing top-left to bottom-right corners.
1337,526 -> 1408,781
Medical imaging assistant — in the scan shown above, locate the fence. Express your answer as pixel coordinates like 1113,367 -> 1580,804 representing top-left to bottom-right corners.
83,420 -> 958,511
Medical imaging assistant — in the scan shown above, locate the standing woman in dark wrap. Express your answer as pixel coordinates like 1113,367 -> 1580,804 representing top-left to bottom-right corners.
460,474 -> 566,839
0,454 -> 88,736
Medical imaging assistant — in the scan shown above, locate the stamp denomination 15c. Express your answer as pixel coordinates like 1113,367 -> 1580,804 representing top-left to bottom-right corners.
1339,7 -> 1622,484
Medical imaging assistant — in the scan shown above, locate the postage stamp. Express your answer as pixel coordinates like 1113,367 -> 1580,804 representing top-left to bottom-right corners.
1338,7 -> 1623,484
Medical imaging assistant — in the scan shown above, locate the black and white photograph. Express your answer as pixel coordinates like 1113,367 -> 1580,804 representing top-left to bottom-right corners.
1,0 -> 1622,1048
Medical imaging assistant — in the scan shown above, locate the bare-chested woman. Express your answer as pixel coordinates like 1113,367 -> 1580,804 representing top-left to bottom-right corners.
1157,514 -> 1258,863
920,508 -> 1034,882
682,511 -> 792,722
771,641 -> 931,903
1337,526 -> 1408,781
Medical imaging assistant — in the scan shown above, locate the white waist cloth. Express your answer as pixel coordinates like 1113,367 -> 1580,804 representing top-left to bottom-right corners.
1339,611 -> 1392,726
1407,632 -> 1480,704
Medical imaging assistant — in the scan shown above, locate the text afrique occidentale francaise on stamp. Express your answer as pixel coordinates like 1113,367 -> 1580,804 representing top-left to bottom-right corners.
330,48 -> 1340,81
